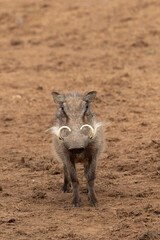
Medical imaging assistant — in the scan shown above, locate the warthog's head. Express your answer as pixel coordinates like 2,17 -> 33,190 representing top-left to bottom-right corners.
51,91 -> 100,154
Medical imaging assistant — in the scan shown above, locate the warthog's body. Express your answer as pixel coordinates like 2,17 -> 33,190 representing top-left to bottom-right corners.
51,91 -> 104,207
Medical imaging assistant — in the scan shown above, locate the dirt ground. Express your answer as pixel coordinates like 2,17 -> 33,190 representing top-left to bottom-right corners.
0,0 -> 160,239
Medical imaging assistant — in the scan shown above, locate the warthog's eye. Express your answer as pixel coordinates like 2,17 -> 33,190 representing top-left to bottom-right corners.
86,102 -> 89,110
83,102 -> 89,117
61,105 -> 64,112
60,105 -> 68,119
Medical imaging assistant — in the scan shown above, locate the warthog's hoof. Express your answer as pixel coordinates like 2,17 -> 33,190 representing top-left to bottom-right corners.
72,203 -> 80,207
62,189 -> 70,193
88,195 -> 98,207
91,202 -> 98,207
72,197 -> 81,207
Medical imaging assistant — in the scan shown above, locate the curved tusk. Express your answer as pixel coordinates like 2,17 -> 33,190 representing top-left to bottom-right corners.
58,126 -> 71,140
80,124 -> 94,139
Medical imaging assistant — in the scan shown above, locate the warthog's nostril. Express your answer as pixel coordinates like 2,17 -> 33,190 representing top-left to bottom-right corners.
69,148 -> 84,154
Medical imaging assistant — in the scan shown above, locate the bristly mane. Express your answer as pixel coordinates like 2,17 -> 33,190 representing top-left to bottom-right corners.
66,92 -> 82,98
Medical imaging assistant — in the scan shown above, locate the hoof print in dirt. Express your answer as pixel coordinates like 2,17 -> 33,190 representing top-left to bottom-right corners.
10,39 -> 23,46
8,218 -> 16,223
37,86 -> 43,91
137,230 -> 160,240
32,188 -> 47,200
52,171 -> 61,175
32,192 -> 46,199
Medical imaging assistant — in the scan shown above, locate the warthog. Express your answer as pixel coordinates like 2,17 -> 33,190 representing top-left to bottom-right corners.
49,91 -> 104,207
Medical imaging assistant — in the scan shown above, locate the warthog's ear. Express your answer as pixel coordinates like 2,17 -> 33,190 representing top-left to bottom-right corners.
84,91 -> 97,102
52,92 -> 64,104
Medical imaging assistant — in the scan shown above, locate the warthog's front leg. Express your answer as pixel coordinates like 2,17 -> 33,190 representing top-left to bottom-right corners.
62,164 -> 71,193
84,158 -> 98,207
66,160 -> 80,207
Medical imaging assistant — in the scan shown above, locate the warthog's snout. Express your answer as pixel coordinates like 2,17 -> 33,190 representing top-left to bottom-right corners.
63,131 -> 90,154
69,148 -> 84,154
54,124 -> 95,154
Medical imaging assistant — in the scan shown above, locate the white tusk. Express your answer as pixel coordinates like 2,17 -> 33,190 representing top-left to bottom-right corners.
80,124 -> 94,139
58,126 -> 71,140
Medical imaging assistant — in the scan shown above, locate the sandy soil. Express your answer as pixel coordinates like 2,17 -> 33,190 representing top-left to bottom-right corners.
0,0 -> 160,239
